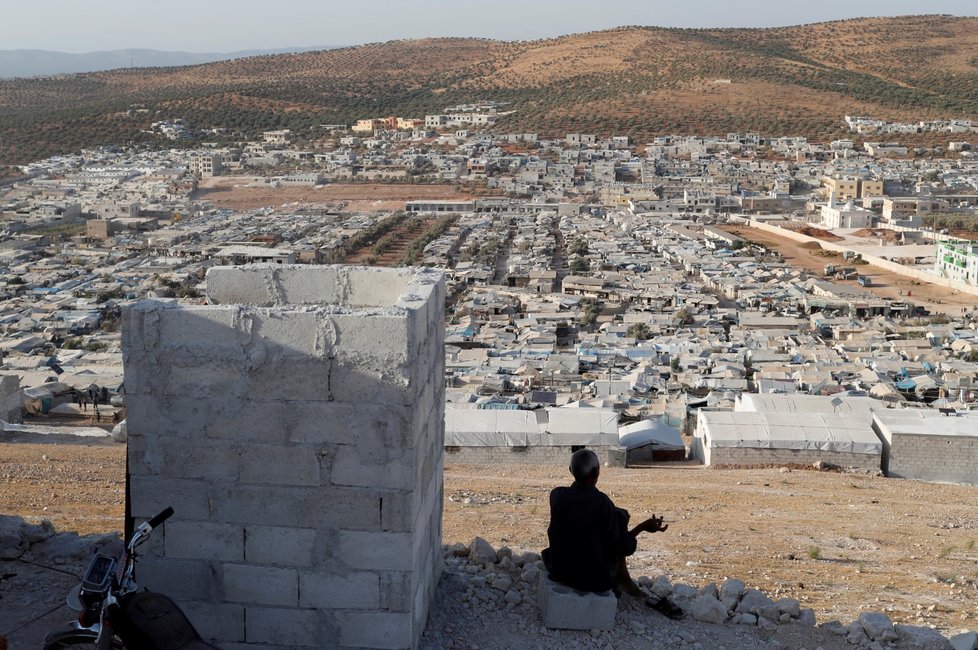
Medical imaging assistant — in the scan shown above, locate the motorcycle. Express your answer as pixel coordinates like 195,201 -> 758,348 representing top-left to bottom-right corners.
43,507 -> 220,649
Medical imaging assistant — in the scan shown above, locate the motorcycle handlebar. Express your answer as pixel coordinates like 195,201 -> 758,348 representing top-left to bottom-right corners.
147,507 -> 174,529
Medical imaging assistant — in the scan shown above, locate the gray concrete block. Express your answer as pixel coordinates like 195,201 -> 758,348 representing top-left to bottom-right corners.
156,437 -> 242,481
381,491 -> 415,533
337,611 -> 413,650
315,487 -> 383,531
380,571 -> 413,612
246,357 -> 333,402
245,606 -> 334,647
239,444 -> 321,487
165,521 -> 244,562
245,526 -> 317,567
223,564 -> 298,607
214,485 -> 319,528
537,573 -> 617,631
180,601 -> 245,643
299,570 -> 380,609
128,476 -> 210,522
138,557 -> 220,602
331,444 -> 414,491
338,266 -> 414,308
337,531 -> 413,571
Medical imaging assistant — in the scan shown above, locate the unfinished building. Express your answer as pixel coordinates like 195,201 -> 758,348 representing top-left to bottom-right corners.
122,264 -> 445,649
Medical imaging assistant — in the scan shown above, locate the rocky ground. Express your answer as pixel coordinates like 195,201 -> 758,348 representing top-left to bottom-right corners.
2,439 -> 978,649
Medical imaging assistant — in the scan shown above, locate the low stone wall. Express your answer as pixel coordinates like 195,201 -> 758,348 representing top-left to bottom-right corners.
745,219 -> 978,297
444,445 -> 615,465
697,443 -> 881,470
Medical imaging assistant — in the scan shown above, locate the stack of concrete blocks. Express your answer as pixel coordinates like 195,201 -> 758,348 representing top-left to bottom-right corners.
537,574 -> 617,631
122,264 -> 445,650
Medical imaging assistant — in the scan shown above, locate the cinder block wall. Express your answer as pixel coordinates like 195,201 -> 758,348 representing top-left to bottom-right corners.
886,433 -> 978,484
122,265 -> 445,650
698,445 -> 881,470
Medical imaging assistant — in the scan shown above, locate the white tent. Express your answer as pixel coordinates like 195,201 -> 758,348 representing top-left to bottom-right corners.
444,409 -> 540,446
736,393 -> 881,424
618,418 -> 684,452
699,411 -> 881,454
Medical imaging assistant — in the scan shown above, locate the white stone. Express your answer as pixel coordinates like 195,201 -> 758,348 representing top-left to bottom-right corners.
689,595 -> 728,624
538,574 -> 616,631
719,578 -> 747,609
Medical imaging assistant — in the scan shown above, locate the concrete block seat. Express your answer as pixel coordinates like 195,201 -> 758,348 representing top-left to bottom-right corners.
537,573 -> 617,631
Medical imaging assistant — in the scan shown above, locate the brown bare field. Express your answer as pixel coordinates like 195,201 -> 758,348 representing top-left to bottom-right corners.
191,179 -> 479,211
3,442 -> 978,635
722,225 -> 978,315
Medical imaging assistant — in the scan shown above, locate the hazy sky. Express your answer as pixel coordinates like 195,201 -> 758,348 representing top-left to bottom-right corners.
5,0 -> 976,52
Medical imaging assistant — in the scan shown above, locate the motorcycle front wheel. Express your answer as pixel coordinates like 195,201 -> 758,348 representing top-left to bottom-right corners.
42,630 -> 125,650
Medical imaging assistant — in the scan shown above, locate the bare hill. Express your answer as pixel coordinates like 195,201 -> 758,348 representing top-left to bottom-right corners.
2,15 -> 978,164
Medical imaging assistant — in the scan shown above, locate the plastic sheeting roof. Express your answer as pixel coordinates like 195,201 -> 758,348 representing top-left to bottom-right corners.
699,411 -> 882,455
874,409 -> 978,439
618,419 -> 684,451
445,407 -> 619,447
736,393 -> 880,424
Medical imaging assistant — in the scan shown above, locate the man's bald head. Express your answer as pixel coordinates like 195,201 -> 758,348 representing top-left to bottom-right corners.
569,448 -> 600,483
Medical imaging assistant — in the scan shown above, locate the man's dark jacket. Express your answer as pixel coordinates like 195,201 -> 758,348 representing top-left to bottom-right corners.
544,480 -> 636,592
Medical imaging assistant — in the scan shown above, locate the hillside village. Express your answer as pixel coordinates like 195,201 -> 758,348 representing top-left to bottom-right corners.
2,113 -> 978,485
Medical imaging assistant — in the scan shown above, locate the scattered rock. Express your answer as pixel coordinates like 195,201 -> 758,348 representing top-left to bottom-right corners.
736,588 -> 775,615
468,537 -> 497,566
797,609 -> 817,627
720,578 -> 747,610
950,631 -> 978,650
860,612 -> 895,641
652,575 -> 674,598
894,624 -> 954,650
690,594 -> 728,624
447,542 -> 468,557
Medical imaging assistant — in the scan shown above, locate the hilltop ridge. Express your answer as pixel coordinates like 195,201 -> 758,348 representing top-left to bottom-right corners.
3,15 -> 978,164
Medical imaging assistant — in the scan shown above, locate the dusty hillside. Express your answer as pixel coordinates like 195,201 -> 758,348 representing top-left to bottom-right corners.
2,16 -> 978,164
2,441 -> 977,636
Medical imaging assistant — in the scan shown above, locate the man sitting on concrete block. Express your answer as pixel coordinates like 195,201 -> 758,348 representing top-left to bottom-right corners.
542,449 -> 682,618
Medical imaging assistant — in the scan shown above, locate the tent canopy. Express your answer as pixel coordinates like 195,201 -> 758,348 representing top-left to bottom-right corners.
618,418 -> 684,451
699,410 -> 882,455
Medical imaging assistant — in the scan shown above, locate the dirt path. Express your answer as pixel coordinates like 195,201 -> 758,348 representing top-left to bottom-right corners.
3,441 -> 977,638
722,225 -> 977,316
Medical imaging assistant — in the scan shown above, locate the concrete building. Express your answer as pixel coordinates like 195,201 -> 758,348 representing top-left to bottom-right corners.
189,153 -> 223,178
821,194 -> 874,229
936,241 -> 978,285
874,410 -> 978,484
822,176 -> 883,201
123,264 -> 446,649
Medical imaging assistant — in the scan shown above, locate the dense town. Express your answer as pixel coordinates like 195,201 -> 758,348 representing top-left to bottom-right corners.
2,105 -> 978,482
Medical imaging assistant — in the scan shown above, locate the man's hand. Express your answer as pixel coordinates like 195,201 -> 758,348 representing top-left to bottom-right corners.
631,515 -> 668,536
